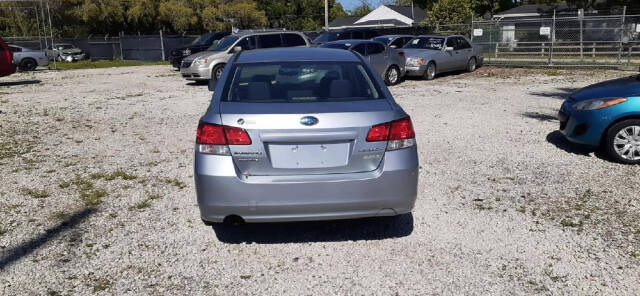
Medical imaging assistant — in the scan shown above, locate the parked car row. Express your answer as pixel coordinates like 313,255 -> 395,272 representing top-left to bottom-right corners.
176,30 -> 484,87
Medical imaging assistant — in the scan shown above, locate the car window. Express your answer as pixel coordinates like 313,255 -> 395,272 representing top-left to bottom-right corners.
366,43 -> 385,55
351,43 -> 366,55
282,34 -> 306,47
236,36 -> 257,50
8,46 -> 21,52
445,38 -> 457,49
390,38 -> 405,48
210,35 -> 238,51
223,62 -> 381,103
404,37 -> 444,50
258,34 -> 282,49
458,37 -> 471,49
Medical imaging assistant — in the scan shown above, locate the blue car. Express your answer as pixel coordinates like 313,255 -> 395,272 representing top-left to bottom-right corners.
559,75 -> 640,164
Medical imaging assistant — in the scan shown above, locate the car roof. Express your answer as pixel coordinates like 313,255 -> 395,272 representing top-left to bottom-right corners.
235,48 -> 360,63
323,39 -> 382,46
233,30 -> 303,37
375,35 -> 414,39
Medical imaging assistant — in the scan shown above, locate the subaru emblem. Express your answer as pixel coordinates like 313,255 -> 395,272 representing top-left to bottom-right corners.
300,116 -> 318,126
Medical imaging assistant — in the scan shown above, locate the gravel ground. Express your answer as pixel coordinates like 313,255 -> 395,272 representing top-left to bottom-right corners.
0,66 -> 639,295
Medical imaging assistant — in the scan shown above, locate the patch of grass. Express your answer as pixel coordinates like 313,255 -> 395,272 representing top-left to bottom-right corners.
516,206 -> 526,214
0,227 -> 7,236
80,189 -> 107,206
91,169 -> 137,181
91,278 -> 112,293
131,193 -> 163,210
631,251 -> 639,258
56,60 -> 168,70
164,178 -> 186,189
560,218 -> 582,228
23,188 -> 50,199
240,275 -> 252,280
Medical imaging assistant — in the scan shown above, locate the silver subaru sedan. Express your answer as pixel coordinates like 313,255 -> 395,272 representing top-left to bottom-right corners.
194,47 -> 419,224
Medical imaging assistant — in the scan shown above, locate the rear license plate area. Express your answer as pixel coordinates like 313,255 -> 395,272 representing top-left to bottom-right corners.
268,143 -> 350,169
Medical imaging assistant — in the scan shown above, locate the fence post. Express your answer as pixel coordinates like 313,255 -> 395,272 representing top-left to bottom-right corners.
119,32 -> 124,60
579,8 -> 583,61
549,10 -> 555,66
159,29 -> 165,61
618,6 -> 626,64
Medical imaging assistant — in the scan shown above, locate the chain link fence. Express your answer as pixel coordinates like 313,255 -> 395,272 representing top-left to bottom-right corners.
6,33 -> 199,61
471,13 -> 640,67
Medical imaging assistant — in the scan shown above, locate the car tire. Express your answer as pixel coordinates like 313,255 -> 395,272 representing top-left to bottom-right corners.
19,58 -> 38,71
466,57 -> 477,72
604,119 -> 640,164
423,62 -> 436,80
212,64 -> 226,81
384,65 -> 401,86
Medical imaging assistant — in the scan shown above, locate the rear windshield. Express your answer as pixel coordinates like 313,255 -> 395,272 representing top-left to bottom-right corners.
404,37 -> 444,50
223,62 -> 381,103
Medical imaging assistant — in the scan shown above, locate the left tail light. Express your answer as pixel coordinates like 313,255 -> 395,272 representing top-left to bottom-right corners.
398,51 -> 405,57
196,121 -> 251,155
366,117 -> 416,151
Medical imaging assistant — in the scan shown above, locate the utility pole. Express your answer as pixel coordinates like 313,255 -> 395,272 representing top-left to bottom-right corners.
324,0 -> 329,31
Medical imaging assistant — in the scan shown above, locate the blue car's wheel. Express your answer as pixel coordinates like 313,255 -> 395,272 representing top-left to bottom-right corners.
605,119 -> 640,164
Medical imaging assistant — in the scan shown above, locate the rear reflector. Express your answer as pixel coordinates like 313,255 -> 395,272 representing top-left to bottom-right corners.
366,117 -> 416,150
398,51 -> 405,57
196,122 -> 251,145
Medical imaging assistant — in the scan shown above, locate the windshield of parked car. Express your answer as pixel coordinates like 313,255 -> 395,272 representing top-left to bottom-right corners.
189,35 -> 210,46
372,37 -> 392,45
404,37 -> 445,50
223,62 -> 382,103
312,32 -> 341,44
209,36 -> 239,51
320,43 -> 351,50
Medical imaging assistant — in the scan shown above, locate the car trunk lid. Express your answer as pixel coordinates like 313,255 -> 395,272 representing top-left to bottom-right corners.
219,101 -> 395,176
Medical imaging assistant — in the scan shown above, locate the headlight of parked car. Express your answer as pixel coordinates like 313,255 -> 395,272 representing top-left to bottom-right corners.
406,57 -> 424,67
194,58 -> 209,66
572,97 -> 627,110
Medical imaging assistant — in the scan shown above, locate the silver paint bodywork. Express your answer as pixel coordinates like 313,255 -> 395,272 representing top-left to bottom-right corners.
194,48 -> 419,223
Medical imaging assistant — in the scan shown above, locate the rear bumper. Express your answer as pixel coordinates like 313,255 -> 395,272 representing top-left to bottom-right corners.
194,146 -> 419,223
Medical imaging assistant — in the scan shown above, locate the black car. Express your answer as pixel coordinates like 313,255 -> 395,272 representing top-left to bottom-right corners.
311,29 -> 380,45
169,32 -> 230,68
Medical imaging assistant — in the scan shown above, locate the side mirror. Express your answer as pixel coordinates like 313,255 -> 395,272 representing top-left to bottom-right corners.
232,46 -> 242,53
208,79 -> 217,92
389,45 -> 397,49
445,47 -> 454,52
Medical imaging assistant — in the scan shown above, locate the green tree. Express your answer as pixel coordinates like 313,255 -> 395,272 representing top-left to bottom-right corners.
427,0 -> 473,24
350,1 -> 373,17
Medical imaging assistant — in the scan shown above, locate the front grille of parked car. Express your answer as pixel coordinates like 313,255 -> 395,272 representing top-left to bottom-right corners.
181,60 -> 193,68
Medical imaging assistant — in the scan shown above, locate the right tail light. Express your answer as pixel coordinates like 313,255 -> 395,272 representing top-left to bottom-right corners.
366,117 -> 416,150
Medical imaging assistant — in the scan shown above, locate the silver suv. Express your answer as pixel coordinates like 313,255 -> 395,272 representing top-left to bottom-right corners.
194,48 -> 419,224
180,31 -> 310,83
